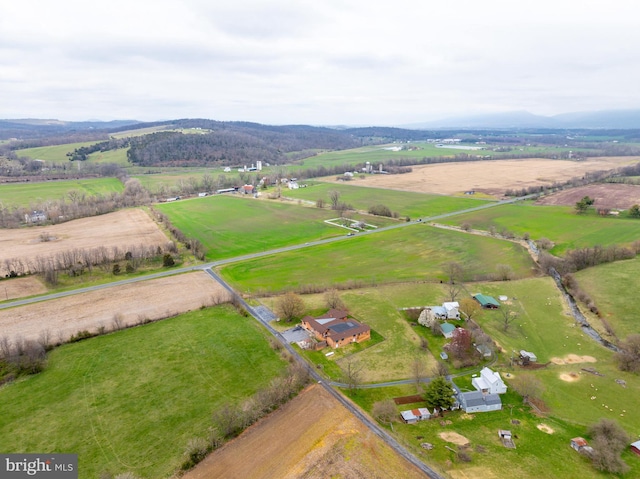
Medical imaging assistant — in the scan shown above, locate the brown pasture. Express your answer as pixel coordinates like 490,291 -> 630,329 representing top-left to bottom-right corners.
0,208 -> 169,276
183,384 -> 427,479
0,271 -> 229,344
535,183 -> 640,209
324,157 -> 636,197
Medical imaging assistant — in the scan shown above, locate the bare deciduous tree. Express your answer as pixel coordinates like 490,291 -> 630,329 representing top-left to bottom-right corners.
275,292 -> 305,322
324,289 -> 346,311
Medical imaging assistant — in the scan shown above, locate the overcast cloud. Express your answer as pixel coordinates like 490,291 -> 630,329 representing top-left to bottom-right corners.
1,0 -> 639,125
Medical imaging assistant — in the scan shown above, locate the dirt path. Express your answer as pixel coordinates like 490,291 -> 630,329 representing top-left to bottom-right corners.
182,384 -> 427,479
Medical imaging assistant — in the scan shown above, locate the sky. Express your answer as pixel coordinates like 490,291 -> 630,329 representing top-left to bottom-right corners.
1,0 -> 639,126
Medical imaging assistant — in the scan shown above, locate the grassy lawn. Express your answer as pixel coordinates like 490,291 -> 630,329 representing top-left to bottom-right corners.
155,195 -> 386,260
348,387 -> 637,479
280,182 -> 494,219
0,305 -> 287,479
0,177 -> 124,207
439,201 -> 640,255
220,224 -> 537,293
574,257 -> 640,339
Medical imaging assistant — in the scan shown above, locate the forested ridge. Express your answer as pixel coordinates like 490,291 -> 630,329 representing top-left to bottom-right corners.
125,121 -> 360,167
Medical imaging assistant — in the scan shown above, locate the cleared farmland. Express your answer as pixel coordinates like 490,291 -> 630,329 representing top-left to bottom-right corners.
0,306 -> 287,479
439,201 -> 640,254
321,157 -> 635,197
155,195 -> 393,260
219,224 -> 537,293
0,271 -> 228,343
0,177 -> 123,207
0,208 -> 168,276
280,182 -> 493,219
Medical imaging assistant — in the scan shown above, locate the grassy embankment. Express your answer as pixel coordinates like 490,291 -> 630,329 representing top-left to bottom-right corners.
574,256 -> 640,339
0,305 -> 287,479
0,177 -> 124,208
439,201 -> 640,255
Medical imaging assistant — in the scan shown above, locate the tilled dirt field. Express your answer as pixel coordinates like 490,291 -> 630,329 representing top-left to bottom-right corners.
324,157 -> 636,197
0,271 -> 229,344
0,208 -> 169,276
535,183 -> 640,209
182,384 -> 427,479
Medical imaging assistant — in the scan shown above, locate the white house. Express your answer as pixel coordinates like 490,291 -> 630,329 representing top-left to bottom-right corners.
472,367 -> 507,395
442,302 -> 460,320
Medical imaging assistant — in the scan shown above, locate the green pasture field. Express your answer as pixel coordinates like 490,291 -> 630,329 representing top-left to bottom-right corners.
87,147 -> 129,165
16,141 -> 99,163
0,177 -> 123,207
131,168 -> 233,194
155,195 -> 391,260
0,305 -> 287,479
440,201 -> 640,255
330,278 -> 640,478
110,126 -> 211,139
220,224 -> 537,294
279,182 -> 494,219
574,257 -> 640,339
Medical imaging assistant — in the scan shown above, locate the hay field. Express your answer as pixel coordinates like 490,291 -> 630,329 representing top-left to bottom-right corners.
0,209 -> 168,276
0,271 -> 228,343
324,157 -> 635,197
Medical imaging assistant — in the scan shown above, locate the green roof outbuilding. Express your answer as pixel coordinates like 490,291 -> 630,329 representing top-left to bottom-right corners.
473,294 -> 500,309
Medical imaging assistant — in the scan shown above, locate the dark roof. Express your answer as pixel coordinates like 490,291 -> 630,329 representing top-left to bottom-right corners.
303,310 -> 369,342
459,391 -> 501,407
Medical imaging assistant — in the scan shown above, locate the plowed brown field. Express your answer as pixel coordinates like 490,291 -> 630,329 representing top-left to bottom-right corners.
183,384 -> 428,479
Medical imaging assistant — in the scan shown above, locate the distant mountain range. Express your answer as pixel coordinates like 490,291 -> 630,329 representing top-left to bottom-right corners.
403,109 -> 640,130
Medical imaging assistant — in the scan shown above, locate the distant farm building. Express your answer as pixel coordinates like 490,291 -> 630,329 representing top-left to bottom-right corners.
473,293 -> 500,309
25,210 -> 47,223
570,437 -> 594,456
301,309 -> 370,349
401,408 -> 431,424
520,350 -> 538,364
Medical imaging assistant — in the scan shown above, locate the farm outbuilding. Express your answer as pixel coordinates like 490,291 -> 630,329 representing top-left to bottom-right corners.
400,408 -> 431,424
440,322 -> 456,339
473,294 -> 500,309
631,440 -> 640,456
457,391 -> 502,413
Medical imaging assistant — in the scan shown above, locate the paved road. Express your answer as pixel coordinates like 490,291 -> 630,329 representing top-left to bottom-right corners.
0,196 -> 533,477
0,195 -> 533,311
